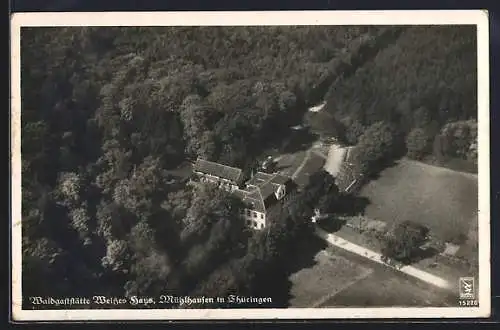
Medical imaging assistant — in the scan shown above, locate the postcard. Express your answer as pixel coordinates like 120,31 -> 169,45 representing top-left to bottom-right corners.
10,10 -> 491,321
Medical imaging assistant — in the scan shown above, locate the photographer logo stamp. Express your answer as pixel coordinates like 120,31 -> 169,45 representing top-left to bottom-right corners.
459,277 -> 475,300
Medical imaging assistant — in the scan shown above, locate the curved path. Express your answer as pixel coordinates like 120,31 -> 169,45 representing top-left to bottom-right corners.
314,227 -> 452,291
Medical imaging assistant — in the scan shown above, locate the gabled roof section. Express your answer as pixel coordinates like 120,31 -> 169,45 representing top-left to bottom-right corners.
235,187 -> 266,213
232,189 -> 248,200
269,173 -> 291,186
245,198 -> 266,213
246,172 -> 273,187
244,172 -> 293,212
254,172 -> 274,181
259,182 -> 277,200
193,158 -> 243,183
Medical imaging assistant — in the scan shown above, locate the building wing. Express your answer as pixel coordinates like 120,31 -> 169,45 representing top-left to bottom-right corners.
194,159 -> 295,215
193,158 -> 243,183
235,187 -> 266,213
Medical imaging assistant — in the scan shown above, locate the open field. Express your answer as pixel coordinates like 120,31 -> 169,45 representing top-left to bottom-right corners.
359,159 -> 478,243
289,250 -> 372,307
323,145 -> 347,177
334,224 -> 385,252
412,253 -> 471,291
319,216 -> 476,289
318,245 -> 458,307
321,265 -> 457,307
422,155 -> 478,174
292,152 -> 326,188
315,227 -> 453,290
288,238 -> 458,308
275,150 -> 307,178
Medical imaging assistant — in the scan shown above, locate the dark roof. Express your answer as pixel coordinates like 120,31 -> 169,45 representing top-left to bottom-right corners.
246,173 -> 270,187
269,174 -> 291,186
234,187 -> 267,213
247,172 -> 291,188
193,158 -> 242,182
263,195 -> 279,209
259,182 -> 277,200
193,162 -> 294,214
245,198 -> 266,213
234,172 -> 294,213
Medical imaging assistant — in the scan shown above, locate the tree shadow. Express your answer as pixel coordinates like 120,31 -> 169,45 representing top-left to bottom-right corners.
252,233 -> 328,308
408,246 -> 441,264
281,129 -> 319,154
285,234 -> 328,274
335,195 -> 371,216
274,164 -> 292,171
251,271 -> 293,308
318,217 -> 347,233
366,158 -> 400,181
385,245 -> 441,266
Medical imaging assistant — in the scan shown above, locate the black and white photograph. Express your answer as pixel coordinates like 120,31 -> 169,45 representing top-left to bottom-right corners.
10,10 -> 491,320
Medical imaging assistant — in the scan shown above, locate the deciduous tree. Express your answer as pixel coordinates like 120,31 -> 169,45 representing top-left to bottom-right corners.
406,127 -> 430,160
381,221 -> 429,263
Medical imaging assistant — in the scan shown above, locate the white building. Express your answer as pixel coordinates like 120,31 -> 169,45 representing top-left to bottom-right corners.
193,158 -> 296,230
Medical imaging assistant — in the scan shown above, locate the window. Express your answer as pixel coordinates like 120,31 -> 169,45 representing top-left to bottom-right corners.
260,223 -> 264,229
246,220 -> 251,225
253,212 -> 257,218
260,214 -> 264,219
246,210 -> 251,216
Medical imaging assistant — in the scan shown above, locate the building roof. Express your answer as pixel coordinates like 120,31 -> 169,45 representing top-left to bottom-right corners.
194,159 -> 294,214
193,158 -> 242,183
246,172 -> 273,187
234,187 -> 267,213
232,189 -> 247,200
239,172 -> 294,213
269,173 -> 290,186
247,172 -> 291,188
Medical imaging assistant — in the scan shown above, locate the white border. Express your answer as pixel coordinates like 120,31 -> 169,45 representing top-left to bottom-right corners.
10,10 -> 490,321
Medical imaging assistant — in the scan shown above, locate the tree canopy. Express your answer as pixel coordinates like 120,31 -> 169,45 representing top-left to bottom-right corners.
324,26 -> 477,172
19,24 -> 478,307
381,221 -> 430,264
21,25 -> 363,306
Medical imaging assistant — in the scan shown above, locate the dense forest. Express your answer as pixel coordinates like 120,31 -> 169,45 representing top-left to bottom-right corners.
20,25 -> 477,308
320,25 -> 477,175
21,26 -> 363,307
